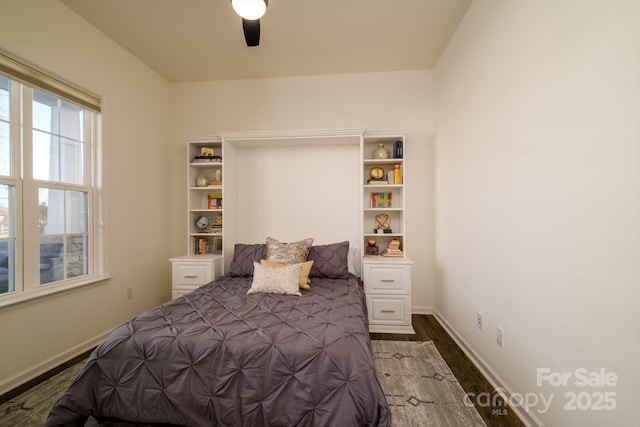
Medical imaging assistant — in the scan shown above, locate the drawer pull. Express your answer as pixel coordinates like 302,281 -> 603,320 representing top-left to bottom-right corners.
381,309 -> 396,313
183,275 -> 198,279
381,279 -> 395,283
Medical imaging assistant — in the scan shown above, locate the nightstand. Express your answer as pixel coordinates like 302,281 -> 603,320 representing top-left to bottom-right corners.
362,256 -> 414,334
169,254 -> 223,299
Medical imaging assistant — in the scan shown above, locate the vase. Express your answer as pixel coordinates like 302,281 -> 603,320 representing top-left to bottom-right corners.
195,174 -> 208,187
372,143 -> 390,159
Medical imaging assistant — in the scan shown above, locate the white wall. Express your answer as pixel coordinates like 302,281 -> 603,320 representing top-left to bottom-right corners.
0,0 -> 172,393
434,1 -> 639,426
235,144 -> 360,246
170,71 -> 436,312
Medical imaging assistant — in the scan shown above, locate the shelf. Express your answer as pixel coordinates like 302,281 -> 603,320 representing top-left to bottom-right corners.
364,184 -> 403,188
363,158 -> 403,164
189,186 -> 223,190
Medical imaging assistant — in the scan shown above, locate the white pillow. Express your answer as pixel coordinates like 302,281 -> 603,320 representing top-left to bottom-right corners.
348,246 -> 361,277
247,262 -> 302,296
265,236 -> 314,264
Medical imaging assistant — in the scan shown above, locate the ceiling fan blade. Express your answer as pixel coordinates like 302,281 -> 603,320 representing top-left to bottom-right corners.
242,18 -> 261,47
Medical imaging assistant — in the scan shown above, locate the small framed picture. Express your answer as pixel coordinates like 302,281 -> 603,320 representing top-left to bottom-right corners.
213,237 -> 223,252
371,192 -> 392,208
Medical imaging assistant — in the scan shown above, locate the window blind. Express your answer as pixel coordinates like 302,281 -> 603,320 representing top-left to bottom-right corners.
0,46 -> 101,113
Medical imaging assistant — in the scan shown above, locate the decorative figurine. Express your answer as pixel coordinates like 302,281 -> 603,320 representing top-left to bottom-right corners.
196,215 -> 209,231
200,147 -> 215,157
374,214 -> 392,233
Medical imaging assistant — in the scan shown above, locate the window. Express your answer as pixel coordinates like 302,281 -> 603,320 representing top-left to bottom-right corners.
0,49 -> 104,303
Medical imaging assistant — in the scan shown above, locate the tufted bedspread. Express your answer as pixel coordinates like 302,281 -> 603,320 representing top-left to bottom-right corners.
46,274 -> 390,426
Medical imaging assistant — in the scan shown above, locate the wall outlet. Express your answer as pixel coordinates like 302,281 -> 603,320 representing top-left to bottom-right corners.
477,312 -> 483,330
126,287 -> 133,300
496,326 -> 503,347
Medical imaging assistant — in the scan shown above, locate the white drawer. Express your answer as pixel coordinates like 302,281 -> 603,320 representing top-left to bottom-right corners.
367,295 -> 411,325
170,255 -> 223,300
363,264 -> 411,294
173,263 -> 212,286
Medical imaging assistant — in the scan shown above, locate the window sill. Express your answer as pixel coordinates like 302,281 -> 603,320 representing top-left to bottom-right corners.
0,275 -> 114,314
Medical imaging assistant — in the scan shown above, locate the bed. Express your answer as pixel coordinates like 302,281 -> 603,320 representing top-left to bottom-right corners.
46,240 -> 390,426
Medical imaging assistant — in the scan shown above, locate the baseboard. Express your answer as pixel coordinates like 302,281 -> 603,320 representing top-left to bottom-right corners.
0,330 -> 110,397
432,310 -> 544,427
412,305 -> 433,315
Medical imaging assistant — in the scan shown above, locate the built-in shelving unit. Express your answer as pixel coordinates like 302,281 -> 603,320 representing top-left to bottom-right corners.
170,137 -> 226,299
361,132 -> 406,258
186,138 -> 224,256
360,131 -> 414,333
172,130 -> 413,331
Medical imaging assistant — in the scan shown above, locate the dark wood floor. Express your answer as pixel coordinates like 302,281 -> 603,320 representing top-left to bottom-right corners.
371,314 -> 526,427
0,348 -> 95,406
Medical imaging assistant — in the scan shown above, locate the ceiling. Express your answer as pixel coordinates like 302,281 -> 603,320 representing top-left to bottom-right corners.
60,0 -> 472,83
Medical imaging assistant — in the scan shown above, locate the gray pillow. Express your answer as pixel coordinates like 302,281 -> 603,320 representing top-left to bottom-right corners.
228,243 -> 266,277
307,241 -> 350,279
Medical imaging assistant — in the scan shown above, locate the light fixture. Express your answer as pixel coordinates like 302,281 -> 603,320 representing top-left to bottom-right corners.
231,0 -> 267,20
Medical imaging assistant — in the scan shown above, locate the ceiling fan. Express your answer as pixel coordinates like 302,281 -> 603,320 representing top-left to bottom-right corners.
231,0 -> 268,47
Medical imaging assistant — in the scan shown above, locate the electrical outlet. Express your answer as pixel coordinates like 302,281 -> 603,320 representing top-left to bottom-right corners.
126,287 -> 133,300
477,312 -> 483,330
496,326 -> 503,347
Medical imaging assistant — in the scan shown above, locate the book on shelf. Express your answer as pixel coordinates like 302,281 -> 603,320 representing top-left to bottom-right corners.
371,192 -> 392,208
394,165 -> 402,184
192,158 -> 222,164
382,250 -> 404,257
382,239 -> 404,257
393,140 -> 403,159
388,239 -> 401,249
208,193 -> 222,209
367,179 -> 388,185
193,237 -> 210,254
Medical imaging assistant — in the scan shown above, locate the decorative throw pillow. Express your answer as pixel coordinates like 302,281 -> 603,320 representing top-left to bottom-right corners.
247,262 -> 302,296
307,241 -> 350,279
347,247 -> 361,277
260,259 -> 314,290
265,236 -> 314,264
228,243 -> 267,276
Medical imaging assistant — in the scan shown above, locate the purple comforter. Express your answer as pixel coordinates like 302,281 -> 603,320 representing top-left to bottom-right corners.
46,275 -> 389,426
